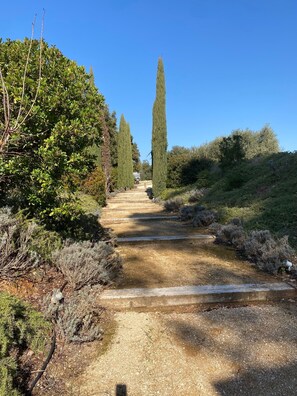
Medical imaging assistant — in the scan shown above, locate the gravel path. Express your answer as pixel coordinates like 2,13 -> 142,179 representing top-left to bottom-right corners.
77,183 -> 297,395
79,303 -> 297,396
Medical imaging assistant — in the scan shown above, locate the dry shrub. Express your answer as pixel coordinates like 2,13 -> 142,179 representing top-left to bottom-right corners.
179,204 -> 216,227
52,240 -> 122,290
216,223 -> 246,250
164,197 -> 184,212
243,231 -> 293,273
180,205 -> 205,221
188,188 -> 208,203
56,287 -> 104,343
213,220 -> 293,273
0,208 -> 40,279
180,205 -> 195,221
192,209 -> 216,227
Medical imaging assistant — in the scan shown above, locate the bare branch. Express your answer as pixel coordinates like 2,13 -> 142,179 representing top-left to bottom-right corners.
0,12 -> 45,154
14,10 -> 44,129
0,65 -> 10,131
14,15 -> 36,126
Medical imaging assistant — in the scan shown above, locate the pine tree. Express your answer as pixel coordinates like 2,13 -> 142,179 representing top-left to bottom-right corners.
152,58 -> 167,196
117,115 -> 134,189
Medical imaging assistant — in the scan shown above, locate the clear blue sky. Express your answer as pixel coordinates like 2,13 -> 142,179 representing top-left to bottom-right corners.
1,0 -> 297,160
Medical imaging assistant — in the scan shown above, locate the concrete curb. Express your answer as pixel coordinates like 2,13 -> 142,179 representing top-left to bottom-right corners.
117,234 -> 214,243
100,283 -> 297,310
101,216 -> 179,223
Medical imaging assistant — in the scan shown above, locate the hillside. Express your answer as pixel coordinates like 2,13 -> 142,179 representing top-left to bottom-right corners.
163,151 -> 297,249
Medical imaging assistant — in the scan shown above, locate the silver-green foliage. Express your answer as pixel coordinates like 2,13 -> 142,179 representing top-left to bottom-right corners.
0,207 -> 61,279
56,287 -> 104,343
52,240 -> 122,290
215,222 -> 293,273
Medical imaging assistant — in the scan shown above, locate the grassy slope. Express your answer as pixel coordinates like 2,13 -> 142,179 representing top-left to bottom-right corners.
163,152 -> 297,249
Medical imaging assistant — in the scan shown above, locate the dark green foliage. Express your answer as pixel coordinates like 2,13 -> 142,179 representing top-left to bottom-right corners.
140,160 -> 152,180
224,169 -> 248,191
152,58 -> 167,196
0,292 -> 51,395
219,134 -> 246,169
131,137 -> 141,172
167,146 -> 213,188
117,115 -> 134,189
166,127 -> 279,190
203,152 -> 297,248
81,166 -> 106,207
107,111 -> 119,168
0,39 -> 104,229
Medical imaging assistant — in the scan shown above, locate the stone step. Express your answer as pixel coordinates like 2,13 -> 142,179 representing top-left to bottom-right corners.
100,283 -> 297,311
117,234 -> 214,243
101,215 -> 179,224
108,200 -> 152,204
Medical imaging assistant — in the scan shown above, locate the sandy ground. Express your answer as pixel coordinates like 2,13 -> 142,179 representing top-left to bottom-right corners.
116,240 -> 279,289
78,303 -> 297,396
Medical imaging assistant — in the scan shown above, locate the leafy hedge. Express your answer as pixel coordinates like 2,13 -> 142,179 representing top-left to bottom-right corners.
0,292 -> 51,396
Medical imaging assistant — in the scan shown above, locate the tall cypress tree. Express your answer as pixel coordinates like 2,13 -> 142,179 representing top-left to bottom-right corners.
117,115 -> 134,189
152,58 -> 167,196
126,122 -> 135,187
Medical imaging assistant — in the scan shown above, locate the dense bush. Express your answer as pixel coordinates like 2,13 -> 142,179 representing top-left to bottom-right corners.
215,222 -> 246,250
192,209 -> 216,227
81,166 -> 106,206
243,231 -> 293,273
0,292 -> 51,395
213,221 -> 294,273
166,127 -> 279,190
180,205 -> 196,221
188,188 -> 208,203
0,38 -> 105,230
140,160 -> 152,180
164,197 -> 184,212
167,146 -> 213,188
179,204 -> 216,227
52,240 -> 122,291
0,207 -> 62,279
56,287 -> 104,343
224,170 -> 248,191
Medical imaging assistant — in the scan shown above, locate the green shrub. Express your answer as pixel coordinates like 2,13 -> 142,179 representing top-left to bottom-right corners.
81,166 -> 106,207
0,292 -> 51,395
224,171 -> 247,191
110,167 -> 118,191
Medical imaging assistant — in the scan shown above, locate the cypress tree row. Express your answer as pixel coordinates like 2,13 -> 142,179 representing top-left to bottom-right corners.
117,115 -> 134,189
152,58 -> 168,197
